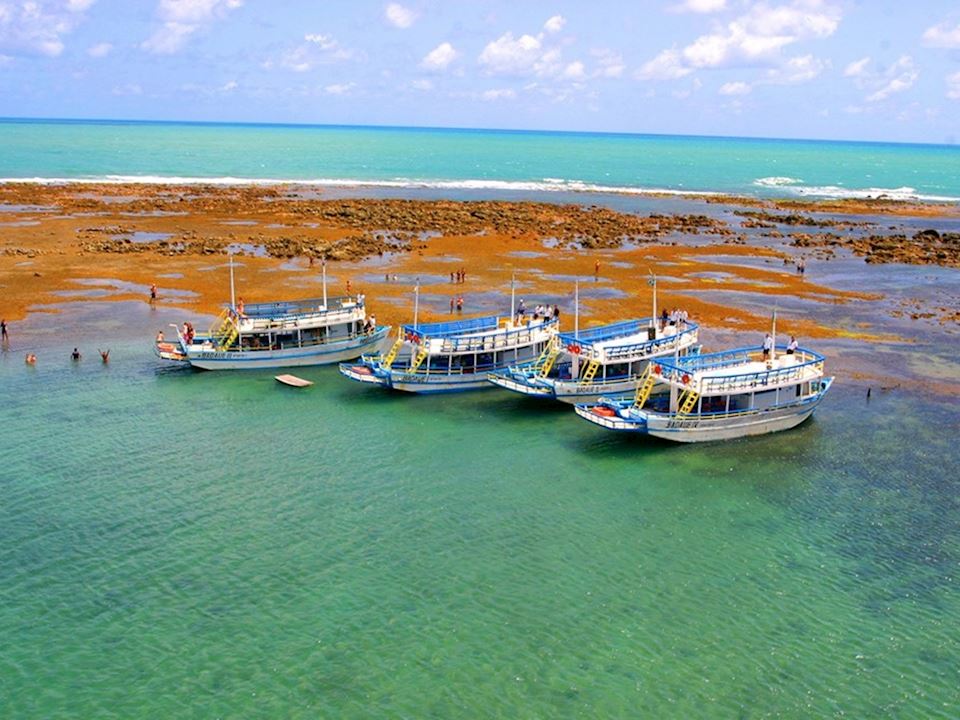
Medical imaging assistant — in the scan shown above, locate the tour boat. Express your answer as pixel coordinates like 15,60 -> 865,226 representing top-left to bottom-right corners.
155,257 -> 390,370
340,313 -> 559,393
574,343 -> 833,442
488,317 -> 699,404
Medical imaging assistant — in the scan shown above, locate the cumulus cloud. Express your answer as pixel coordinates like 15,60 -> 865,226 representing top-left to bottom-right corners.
947,71 -> 960,100
765,54 -> 827,84
0,0 -> 97,57
843,56 -> 870,78
384,3 -> 416,29
87,42 -> 112,57
639,0 -> 841,80
264,32 -> 354,72
420,41 -> 458,71
673,0 -> 726,12
304,33 -> 337,50
411,78 -> 432,91
922,21 -> 960,49
324,82 -> 355,95
865,56 -> 917,103
544,15 -> 565,33
591,48 -> 624,78
719,80 -> 751,95
142,0 -> 243,54
481,88 -> 516,101
563,60 -> 586,80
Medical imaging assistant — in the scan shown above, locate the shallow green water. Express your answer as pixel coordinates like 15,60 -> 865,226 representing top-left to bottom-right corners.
1,315 -> 958,718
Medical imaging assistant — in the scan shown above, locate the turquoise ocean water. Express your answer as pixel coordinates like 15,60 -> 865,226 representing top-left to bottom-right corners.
2,118 -> 960,201
2,120 -> 960,716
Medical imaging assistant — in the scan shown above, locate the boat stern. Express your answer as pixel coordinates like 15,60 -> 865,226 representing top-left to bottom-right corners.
487,369 -> 554,398
338,358 -> 392,387
574,401 -> 647,432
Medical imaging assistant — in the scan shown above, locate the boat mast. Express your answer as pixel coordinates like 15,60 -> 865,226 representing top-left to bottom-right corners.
228,251 -> 236,310
322,258 -> 328,309
771,308 -> 777,362
510,271 -> 516,322
650,273 -> 657,330
413,279 -> 420,330
574,280 -> 580,339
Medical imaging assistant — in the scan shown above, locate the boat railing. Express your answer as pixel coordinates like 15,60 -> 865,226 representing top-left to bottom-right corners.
430,318 -> 558,353
595,324 -> 699,362
403,315 -> 501,343
240,304 -> 364,332
558,318 -> 649,346
658,347 -> 825,394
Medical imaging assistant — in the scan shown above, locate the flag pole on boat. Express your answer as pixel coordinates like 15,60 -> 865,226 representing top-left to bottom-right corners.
771,307 -> 777,362
228,250 -> 236,311
648,272 -> 657,331
574,279 -> 580,339
413,278 -> 420,330
510,271 -> 516,323
321,258 -> 328,309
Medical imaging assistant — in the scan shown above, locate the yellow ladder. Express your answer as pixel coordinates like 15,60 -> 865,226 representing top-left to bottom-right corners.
410,344 -> 429,372
382,338 -> 404,369
633,365 -> 656,409
676,389 -> 699,417
208,308 -> 230,336
538,348 -> 560,378
217,324 -> 238,350
580,358 -> 600,385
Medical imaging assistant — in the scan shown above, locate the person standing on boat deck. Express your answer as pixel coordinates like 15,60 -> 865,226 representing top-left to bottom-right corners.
762,333 -> 773,360
368,315 -> 376,333
786,336 -> 798,355
553,305 -> 560,320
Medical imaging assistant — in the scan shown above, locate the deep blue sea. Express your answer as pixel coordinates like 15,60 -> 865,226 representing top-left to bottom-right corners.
2,117 -> 959,202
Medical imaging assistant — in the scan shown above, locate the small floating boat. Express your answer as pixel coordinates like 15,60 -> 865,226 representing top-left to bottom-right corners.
275,374 -> 313,387
575,344 -> 833,443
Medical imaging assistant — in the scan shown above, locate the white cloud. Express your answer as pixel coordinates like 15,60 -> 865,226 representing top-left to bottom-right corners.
544,15 -> 566,33
635,49 -> 692,80
922,21 -> 960,49
765,54 -> 827,84
947,71 -> 960,100
673,0 -> 726,12
865,56 -> 917,102
142,0 -> 242,54
411,78 -> 432,91
479,32 -> 544,75
384,3 -> 416,29
112,83 -> 143,96
304,33 -> 336,50
639,0 -> 841,80
563,60 -> 586,80
220,80 -> 237,92
0,0 -> 97,57
482,88 -> 516,101
87,42 -> 112,57
843,56 -> 870,78
324,82 -> 355,95
591,48 -> 624,78
421,41 -> 458,71
719,80 -> 751,95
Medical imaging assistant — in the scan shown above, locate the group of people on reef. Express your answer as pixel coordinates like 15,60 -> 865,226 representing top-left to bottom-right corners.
450,268 -> 467,284
449,296 -> 465,313
659,308 -> 689,331
514,300 -> 561,325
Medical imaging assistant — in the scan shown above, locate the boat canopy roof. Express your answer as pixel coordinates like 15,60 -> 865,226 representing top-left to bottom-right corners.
236,295 -> 361,318
404,315 -> 500,339
558,318 -> 652,347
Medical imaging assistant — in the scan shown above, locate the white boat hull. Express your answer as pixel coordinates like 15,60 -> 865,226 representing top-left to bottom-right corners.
186,329 -> 390,370
489,373 -> 664,404
339,364 -> 494,393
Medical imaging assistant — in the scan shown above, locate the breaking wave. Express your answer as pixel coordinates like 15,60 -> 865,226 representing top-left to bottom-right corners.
753,176 -> 959,203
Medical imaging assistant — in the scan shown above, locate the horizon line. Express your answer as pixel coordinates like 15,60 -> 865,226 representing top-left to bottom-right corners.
1,114 -> 956,149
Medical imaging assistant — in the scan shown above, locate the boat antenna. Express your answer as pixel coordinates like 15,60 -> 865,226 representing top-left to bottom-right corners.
649,272 -> 657,329
228,250 -> 236,311
413,278 -> 420,330
574,279 -> 580,340
321,257 -> 328,309
771,307 -> 777,362
510,271 -> 516,322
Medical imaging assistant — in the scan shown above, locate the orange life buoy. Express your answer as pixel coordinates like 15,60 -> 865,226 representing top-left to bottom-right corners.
567,344 -> 581,355
653,364 -> 662,375
682,373 -> 690,385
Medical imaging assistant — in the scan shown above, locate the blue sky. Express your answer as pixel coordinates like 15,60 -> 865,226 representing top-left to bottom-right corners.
1,0 -> 959,143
